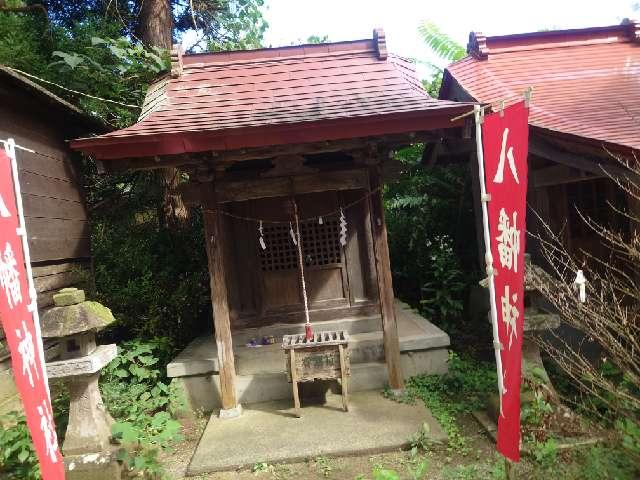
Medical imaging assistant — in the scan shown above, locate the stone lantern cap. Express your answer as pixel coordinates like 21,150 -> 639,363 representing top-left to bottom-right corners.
41,288 -> 115,338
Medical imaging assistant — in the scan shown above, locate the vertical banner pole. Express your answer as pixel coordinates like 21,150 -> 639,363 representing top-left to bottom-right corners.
4,138 -> 51,401
473,106 -> 505,401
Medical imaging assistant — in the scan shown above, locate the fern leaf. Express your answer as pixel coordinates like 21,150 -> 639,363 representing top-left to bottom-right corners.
418,21 -> 466,62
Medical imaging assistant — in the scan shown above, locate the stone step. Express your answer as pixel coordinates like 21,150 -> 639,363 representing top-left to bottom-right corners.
234,328 -> 447,375
174,362 -> 390,411
234,332 -> 381,375
173,347 -> 449,413
231,314 -> 383,345
169,305 -> 449,378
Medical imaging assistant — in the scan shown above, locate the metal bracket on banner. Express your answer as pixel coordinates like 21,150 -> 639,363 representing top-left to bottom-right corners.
493,341 -> 504,351
482,193 -> 491,202
524,87 -> 533,108
498,100 -> 506,117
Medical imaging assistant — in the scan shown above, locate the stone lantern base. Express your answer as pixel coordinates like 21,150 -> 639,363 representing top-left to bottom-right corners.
64,451 -> 121,480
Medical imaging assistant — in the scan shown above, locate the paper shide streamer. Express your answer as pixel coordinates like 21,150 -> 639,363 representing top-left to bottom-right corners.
258,220 -> 266,250
339,208 -> 347,246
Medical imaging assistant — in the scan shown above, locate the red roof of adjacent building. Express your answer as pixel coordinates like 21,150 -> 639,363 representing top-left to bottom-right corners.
72,30 -> 469,160
440,20 -> 640,151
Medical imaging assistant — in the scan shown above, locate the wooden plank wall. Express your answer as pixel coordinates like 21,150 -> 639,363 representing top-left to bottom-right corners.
0,83 -> 93,415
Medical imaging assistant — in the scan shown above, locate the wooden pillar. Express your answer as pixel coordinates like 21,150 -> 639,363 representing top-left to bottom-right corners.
202,195 -> 241,417
368,167 -> 404,391
468,153 -> 486,269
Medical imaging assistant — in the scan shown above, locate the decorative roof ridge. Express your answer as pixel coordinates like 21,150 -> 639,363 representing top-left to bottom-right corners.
373,28 -> 387,60
170,44 -> 183,78
622,18 -> 640,43
466,20 -> 639,60
181,39 -> 377,66
138,74 -> 170,122
467,32 -> 489,59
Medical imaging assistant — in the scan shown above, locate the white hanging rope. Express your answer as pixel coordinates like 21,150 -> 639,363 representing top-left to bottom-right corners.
473,106 -> 506,412
292,200 -> 311,327
3,66 -> 140,109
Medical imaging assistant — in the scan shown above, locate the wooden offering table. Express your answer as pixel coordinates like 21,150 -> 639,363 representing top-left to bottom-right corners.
282,330 -> 350,417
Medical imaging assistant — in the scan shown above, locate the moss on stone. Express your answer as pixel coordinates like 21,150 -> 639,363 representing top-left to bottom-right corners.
82,301 -> 115,328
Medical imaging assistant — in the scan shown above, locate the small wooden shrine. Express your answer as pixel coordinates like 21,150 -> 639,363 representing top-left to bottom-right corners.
72,29 -> 468,416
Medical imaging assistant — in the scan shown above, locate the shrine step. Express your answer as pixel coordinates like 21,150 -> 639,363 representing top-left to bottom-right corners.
171,352 -> 449,413
231,314 -> 384,346
233,328 -> 448,375
167,301 -> 450,378
167,300 -> 451,413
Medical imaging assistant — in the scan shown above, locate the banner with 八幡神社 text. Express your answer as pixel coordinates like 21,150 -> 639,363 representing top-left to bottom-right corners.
481,101 -> 529,462
0,144 -> 65,479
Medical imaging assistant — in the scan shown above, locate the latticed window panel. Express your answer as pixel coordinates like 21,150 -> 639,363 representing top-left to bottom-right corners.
260,218 -> 342,271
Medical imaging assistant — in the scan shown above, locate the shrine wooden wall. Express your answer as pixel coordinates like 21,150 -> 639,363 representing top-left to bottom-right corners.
0,70 -> 99,415
219,174 -> 380,329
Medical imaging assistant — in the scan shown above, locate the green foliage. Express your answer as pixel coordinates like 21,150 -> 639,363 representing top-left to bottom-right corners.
372,465 -> 400,480
252,461 -> 272,473
49,26 -> 170,127
385,146 -> 476,328
572,445 -> 639,480
0,411 -> 40,480
307,35 -> 330,44
421,68 -> 443,97
529,438 -> 558,469
616,418 -> 640,461
397,352 -> 496,453
101,338 -> 183,477
90,188 -> 210,344
408,422 -> 434,456
521,390 -> 553,428
418,21 -> 466,62
417,21 -> 465,96
202,0 -> 268,52
0,4 -> 49,75
0,385 -> 71,480
314,456 -> 333,477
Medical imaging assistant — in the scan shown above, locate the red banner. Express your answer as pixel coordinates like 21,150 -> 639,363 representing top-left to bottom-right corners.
482,101 -> 529,462
0,146 -> 65,478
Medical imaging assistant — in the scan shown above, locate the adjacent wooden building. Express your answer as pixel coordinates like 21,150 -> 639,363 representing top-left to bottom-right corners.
72,30 -> 468,415
0,66 -> 103,414
437,20 -> 640,265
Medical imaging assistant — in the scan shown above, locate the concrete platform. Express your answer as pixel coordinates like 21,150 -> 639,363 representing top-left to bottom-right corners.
187,390 -> 446,475
169,300 -> 450,413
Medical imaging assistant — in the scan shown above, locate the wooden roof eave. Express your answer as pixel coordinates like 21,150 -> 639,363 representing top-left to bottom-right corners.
72,106 -> 471,168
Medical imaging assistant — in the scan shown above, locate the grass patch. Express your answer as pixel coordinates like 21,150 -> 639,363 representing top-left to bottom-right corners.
390,351 -> 496,454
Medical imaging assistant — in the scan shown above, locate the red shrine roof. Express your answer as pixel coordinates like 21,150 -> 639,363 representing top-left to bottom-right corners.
72,30 -> 469,160
440,20 -> 640,151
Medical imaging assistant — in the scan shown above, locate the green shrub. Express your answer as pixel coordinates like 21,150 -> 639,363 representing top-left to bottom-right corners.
399,352 -> 496,453
530,438 -> 558,469
616,418 -> 640,462
0,411 -> 40,480
385,145 -> 477,328
100,338 -> 183,477
576,445 -> 639,480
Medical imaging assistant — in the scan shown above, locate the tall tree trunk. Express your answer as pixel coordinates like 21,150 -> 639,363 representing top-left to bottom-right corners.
137,0 -> 173,49
136,0 -> 188,225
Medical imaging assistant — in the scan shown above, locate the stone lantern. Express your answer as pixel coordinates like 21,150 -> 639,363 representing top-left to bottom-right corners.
41,288 -> 120,479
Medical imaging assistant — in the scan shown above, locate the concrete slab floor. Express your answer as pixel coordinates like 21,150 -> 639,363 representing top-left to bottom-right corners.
187,390 -> 447,475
